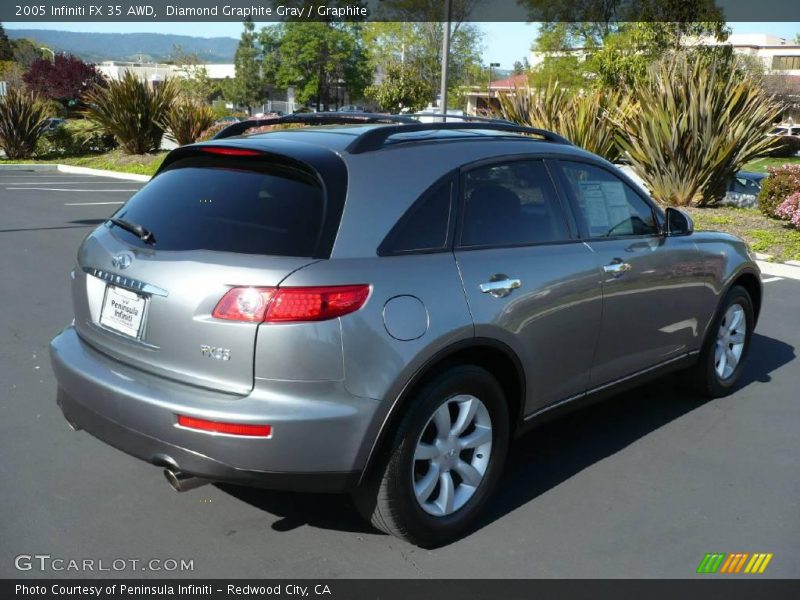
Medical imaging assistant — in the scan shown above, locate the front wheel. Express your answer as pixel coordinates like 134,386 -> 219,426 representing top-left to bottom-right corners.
354,365 -> 510,548
687,285 -> 754,398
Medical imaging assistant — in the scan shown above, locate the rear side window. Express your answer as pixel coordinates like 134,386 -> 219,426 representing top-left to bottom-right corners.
460,160 -> 570,248
378,176 -> 453,255
110,157 -> 325,257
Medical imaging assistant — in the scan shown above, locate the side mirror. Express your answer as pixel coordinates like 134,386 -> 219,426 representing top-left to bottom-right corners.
665,207 -> 694,236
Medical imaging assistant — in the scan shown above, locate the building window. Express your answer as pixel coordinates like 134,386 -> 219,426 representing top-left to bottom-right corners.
772,55 -> 800,70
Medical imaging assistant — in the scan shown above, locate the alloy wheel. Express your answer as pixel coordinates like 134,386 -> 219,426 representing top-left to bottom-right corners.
412,394 -> 493,517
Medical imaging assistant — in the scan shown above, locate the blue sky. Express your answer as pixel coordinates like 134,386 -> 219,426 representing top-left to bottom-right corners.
6,21 -> 800,69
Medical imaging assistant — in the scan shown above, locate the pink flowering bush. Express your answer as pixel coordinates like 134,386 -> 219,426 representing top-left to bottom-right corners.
758,164 -> 800,217
775,192 -> 800,229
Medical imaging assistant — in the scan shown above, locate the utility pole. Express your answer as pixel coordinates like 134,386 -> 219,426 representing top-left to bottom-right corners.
438,0 -> 452,122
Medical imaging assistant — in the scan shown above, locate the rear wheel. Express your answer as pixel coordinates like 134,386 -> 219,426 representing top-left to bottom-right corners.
687,285 -> 754,398
355,365 -> 509,547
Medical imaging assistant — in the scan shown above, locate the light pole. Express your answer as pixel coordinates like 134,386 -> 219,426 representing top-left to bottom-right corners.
488,62 -> 500,112
488,62 -> 500,92
40,47 -> 55,63
438,0 -> 452,122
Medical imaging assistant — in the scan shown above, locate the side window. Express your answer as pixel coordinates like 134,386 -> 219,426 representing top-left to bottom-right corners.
460,160 -> 569,248
558,161 -> 658,238
379,176 -> 452,255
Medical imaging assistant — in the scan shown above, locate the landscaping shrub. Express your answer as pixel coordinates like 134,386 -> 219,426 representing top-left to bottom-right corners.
36,119 -> 117,156
775,192 -> 800,229
161,100 -> 215,146
758,164 -> 800,217
197,122 -> 228,141
0,88 -> 50,159
84,71 -> 177,154
616,53 -> 782,206
498,81 -> 631,162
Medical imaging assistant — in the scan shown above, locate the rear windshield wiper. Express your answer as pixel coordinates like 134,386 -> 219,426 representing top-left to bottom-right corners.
109,217 -> 157,245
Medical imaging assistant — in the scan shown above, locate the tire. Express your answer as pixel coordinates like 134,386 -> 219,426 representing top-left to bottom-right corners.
686,285 -> 754,398
354,365 -> 510,548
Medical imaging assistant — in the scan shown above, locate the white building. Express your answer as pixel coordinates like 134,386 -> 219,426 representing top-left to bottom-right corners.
96,61 -> 235,83
703,33 -> 800,75
529,32 -> 800,77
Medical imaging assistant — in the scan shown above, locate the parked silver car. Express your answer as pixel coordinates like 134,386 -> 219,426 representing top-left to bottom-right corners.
50,114 -> 762,547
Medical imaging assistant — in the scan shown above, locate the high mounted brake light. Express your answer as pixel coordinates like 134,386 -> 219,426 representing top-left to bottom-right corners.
212,285 -> 370,323
199,147 -> 262,157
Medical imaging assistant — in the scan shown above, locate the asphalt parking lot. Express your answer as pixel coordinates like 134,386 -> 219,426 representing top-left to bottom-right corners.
1,169 -> 798,579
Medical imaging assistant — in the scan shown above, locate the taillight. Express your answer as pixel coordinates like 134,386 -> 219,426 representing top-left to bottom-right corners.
211,287 -> 275,322
212,285 -> 370,323
177,415 -> 271,437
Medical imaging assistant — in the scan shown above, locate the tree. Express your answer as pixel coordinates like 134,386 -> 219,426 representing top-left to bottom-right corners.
269,22 -> 372,110
0,24 -> 13,62
586,21 -> 730,88
12,38 -> 42,69
528,23 -> 588,90
524,0 -> 730,89
366,62 -> 429,113
230,18 -> 263,113
171,45 -> 214,103
363,20 -> 484,107
23,54 -> 104,108
512,58 -> 530,76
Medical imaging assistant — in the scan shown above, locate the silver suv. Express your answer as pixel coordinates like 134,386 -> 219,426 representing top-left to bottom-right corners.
50,114 -> 762,547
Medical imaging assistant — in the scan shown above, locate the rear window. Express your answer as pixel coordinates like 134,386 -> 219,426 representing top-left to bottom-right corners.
110,157 -> 325,257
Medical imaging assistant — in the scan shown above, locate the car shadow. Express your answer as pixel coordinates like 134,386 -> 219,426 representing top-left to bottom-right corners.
217,333 -> 794,540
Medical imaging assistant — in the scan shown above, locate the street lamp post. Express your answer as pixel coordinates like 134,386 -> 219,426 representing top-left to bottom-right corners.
439,0 -> 452,122
488,62 -> 500,112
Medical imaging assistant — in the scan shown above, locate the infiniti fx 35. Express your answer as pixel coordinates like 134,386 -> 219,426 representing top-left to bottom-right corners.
51,118 -> 762,547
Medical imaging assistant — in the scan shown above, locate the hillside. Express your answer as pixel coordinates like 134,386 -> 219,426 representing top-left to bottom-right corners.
6,29 -> 238,63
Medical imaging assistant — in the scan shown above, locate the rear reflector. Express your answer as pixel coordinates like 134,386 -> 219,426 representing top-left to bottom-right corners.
177,415 -> 272,437
212,285 -> 370,323
200,147 -> 262,157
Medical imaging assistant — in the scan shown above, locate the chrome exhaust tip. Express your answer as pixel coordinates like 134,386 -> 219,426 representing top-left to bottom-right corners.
163,468 -> 211,493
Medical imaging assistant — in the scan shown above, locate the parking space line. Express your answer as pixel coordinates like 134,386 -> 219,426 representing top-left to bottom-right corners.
64,201 -> 125,206
2,181 -> 130,184
6,187 -> 138,192
761,276 -> 783,283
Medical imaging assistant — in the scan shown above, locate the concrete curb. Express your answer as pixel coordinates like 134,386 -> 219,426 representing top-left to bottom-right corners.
757,260 -> 800,281
0,163 -> 151,182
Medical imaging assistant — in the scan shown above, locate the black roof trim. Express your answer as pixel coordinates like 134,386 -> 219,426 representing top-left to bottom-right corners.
345,122 -> 573,154
212,112 -> 418,139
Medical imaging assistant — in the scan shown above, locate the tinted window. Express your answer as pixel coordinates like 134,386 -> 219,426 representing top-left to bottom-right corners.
380,177 -> 452,254
558,161 -> 658,237
110,158 -> 324,257
460,160 -> 569,247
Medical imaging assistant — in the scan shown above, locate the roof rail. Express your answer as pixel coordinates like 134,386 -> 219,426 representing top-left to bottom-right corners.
345,122 -> 573,154
213,112 -> 418,139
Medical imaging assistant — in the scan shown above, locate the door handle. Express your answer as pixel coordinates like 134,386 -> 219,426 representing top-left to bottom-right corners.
603,259 -> 632,277
479,277 -> 521,297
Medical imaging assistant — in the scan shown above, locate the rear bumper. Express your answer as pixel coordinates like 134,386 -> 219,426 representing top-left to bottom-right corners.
50,327 -> 380,492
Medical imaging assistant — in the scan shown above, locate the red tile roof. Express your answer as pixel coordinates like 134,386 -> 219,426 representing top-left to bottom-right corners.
489,73 -> 528,89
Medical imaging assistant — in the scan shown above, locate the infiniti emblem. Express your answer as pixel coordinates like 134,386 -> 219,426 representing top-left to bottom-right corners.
111,253 -> 133,270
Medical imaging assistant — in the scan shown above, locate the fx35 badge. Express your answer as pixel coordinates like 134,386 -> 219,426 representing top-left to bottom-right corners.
200,345 -> 231,361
